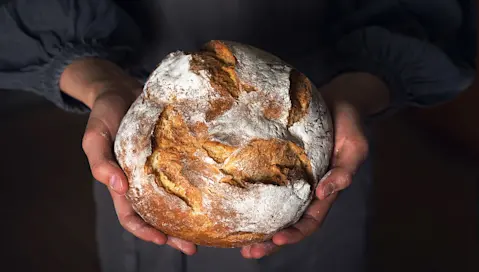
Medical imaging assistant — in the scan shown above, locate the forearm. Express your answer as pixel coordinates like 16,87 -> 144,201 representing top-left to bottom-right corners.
0,0 -> 141,112
329,26 -> 473,116
321,72 -> 390,117
60,58 -> 142,109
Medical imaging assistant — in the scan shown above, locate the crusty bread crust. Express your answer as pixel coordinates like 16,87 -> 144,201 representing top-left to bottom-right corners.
114,41 -> 333,247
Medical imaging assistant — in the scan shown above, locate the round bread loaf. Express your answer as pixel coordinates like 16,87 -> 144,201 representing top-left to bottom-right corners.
114,41 -> 333,248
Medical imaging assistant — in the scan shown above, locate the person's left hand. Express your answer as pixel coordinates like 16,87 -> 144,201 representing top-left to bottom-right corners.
240,73 -> 389,259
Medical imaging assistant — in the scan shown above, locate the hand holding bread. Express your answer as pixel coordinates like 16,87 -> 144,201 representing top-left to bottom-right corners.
60,57 -> 197,255
62,40 -> 387,258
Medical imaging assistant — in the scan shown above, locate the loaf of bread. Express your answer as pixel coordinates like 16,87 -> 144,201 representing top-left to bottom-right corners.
114,41 -> 333,248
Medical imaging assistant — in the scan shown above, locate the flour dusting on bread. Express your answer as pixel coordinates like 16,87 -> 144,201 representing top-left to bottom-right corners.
114,41 -> 333,247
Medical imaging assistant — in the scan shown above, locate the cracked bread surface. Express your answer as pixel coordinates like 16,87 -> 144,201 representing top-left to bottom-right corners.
114,40 -> 333,247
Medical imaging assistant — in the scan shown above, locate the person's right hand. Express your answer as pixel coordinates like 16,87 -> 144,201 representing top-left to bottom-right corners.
60,58 -> 197,255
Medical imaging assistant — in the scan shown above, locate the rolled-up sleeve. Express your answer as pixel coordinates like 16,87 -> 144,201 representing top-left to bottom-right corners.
0,0 -> 141,112
330,26 -> 475,115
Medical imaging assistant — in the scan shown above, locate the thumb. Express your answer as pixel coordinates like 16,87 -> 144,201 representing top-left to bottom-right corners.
82,116 -> 129,195
316,103 -> 369,200
82,92 -> 134,195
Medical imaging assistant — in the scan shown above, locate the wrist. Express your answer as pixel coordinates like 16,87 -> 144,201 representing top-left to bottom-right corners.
59,58 -> 142,109
321,72 -> 390,117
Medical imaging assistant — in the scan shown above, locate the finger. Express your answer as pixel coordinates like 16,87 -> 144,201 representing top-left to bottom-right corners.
82,116 -> 128,195
273,194 -> 337,245
319,108 -> 368,194
332,136 -> 369,173
248,241 -> 280,259
166,236 -> 197,256
111,190 -> 198,255
110,190 -> 168,245
319,104 -> 369,200
330,105 -> 369,173
89,92 -> 134,138
240,245 -> 253,259
316,168 -> 353,200
83,92 -> 134,194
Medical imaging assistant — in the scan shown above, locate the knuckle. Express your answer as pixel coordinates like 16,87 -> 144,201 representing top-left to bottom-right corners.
82,118 -> 111,153
90,161 -> 108,182
335,170 -> 353,188
118,216 -> 134,232
351,139 -> 369,165
360,141 -> 369,157
82,129 -> 98,152
353,137 -> 369,155
344,173 -> 354,187
121,215 -> 144,235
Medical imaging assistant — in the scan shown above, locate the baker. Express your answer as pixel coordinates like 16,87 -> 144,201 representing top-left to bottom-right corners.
1,1 -> 475,272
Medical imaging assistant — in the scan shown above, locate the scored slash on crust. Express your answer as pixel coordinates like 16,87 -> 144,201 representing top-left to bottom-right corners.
147,41 -> 315,190
114,40 -> 333,247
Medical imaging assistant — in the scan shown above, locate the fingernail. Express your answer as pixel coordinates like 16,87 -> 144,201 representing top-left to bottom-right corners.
323,183 -> 335,198
110,175 -> 123,193
154,237 -> 165,245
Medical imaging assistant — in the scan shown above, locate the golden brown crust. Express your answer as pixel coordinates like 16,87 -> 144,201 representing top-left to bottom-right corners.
140,98 -> 315,247
203,40 -> 237,65
131,183 -> 268,248
115,41 -> 334,248
190,53 -> 240,98
145,106 -> 204,208
221,139 -> 313,186
142,106 -> 297,247
288,69 -> 312,127
263,100 -> 284,120
202,140 -> 237,163
190,47 -> 241,122
205,98 -> 234,122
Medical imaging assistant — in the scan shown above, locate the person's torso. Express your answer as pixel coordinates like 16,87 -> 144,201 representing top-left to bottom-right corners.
116,0 -> 476,84
116,0 -> 328,73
